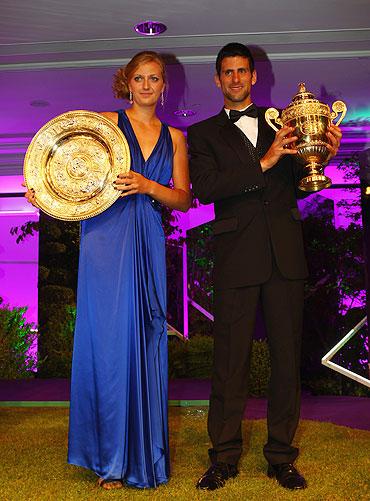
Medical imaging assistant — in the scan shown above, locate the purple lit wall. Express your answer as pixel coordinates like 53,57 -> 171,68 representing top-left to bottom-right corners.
0,175 -> 39,325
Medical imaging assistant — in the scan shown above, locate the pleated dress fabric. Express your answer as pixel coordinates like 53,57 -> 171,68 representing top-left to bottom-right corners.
68,110 -> 172,488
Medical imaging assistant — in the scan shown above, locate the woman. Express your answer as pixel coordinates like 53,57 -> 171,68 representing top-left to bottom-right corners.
25,51 -> 190,489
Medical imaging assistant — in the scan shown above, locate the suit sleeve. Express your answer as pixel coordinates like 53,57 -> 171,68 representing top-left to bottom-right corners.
187,125 -> 266,205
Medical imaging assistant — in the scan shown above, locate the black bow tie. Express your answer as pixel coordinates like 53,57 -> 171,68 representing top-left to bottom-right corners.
229,105 -> 258,123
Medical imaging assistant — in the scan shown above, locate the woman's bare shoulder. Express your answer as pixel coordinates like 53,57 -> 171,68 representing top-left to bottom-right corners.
99,111 -> 119,124
168,126 -> 186,145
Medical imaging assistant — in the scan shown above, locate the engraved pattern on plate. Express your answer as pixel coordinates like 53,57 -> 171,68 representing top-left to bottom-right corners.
23,110 -> 131,221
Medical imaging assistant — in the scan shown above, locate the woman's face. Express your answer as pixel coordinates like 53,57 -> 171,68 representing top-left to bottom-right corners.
128,61 -> 165,107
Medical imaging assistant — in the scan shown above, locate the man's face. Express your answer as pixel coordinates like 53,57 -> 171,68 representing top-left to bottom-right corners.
215,56 -> 257,109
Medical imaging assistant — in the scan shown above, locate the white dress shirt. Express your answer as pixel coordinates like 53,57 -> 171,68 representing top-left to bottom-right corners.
224,104 -> 258,147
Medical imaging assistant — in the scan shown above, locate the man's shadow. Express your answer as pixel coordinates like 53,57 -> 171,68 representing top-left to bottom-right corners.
157,53 -> 188,127
249,45 -> 275,108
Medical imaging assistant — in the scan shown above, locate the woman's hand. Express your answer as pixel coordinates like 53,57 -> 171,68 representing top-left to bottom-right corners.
260,126 -> 298,172
22,183 -> 39,207
112,128 -> 190,211
114,171 -> 152,197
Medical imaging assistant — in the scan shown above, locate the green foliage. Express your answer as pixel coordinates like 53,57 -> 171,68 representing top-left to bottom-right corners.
10,216 -> 80,379
168,336 -> 270,397
301,197 -> 367,384
248,340 -> 271,397
38,265 -> 50,283
39,285 -> 75,305
0,298 -> 38,378
44,242 -> 67,255
305,373 -> 370,397
36,215 -> 80,377
38,304 -> 76,378
168,338 -> 189,379
305,375 -> 343,396
166,240 -> 184,332
163,201 -> 188,332
186,222 -> 214,336
168,336 -> 214,379
187,222 -> 214,307
186,334 -> 214,378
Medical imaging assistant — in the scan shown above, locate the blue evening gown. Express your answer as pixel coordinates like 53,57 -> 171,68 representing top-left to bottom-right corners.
68,110 -> 172,488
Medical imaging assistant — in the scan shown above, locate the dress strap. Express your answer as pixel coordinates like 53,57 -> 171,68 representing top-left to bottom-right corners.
116,109 -> 126,130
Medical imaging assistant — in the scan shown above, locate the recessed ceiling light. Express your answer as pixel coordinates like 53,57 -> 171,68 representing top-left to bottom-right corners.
173,109 -> 196,118
134,20 -> 167,36
30,100 -> 50,107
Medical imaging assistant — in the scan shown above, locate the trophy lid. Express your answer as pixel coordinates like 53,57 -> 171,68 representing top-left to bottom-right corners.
273,82 -> 346,130
287,82 -> 318,107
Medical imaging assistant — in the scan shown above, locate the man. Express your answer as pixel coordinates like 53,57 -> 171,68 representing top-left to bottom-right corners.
187,43 -> 342,491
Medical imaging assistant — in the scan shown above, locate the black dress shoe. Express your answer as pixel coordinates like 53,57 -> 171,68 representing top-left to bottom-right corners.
196,462 -> 239,490
268,463 -> 307,490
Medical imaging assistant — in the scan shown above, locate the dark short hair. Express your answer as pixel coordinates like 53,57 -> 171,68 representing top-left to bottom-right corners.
216,43 -> 255,75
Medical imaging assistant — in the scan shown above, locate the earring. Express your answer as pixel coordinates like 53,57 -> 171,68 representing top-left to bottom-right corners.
161,91 -> 164,107
129,91 -> 133,103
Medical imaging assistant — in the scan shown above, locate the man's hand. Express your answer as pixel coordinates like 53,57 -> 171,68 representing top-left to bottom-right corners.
260,126 -> 298,172
325,124 -> 342,161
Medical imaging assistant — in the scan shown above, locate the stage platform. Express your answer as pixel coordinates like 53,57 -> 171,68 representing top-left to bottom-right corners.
0,378 -> 369,431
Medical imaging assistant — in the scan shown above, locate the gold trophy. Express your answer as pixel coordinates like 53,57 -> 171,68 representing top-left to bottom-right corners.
265,83 -> 347,192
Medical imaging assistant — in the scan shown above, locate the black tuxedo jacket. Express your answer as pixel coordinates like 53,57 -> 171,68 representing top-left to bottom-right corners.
187,107 -> 309,290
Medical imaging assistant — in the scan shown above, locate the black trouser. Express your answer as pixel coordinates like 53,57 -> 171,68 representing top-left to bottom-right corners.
208,263 -> 304,466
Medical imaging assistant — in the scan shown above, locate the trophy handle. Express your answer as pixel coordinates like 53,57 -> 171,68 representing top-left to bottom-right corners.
330,100 -> 347,126
265,108 -> 283,132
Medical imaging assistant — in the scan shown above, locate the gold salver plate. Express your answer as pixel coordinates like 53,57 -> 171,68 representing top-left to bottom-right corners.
23,110 -> 131,221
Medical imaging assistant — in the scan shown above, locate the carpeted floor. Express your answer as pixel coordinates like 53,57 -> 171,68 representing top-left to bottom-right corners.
0,407 -> 369,501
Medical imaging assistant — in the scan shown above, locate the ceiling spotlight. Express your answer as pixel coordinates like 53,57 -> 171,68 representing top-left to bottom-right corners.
134,20 -> 167,36
173,109 -> 196,118
30,100 -> 50,107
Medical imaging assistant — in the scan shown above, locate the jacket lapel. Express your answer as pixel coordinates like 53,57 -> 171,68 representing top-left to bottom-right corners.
215,108 -> 259,167
256,107 -> 275,158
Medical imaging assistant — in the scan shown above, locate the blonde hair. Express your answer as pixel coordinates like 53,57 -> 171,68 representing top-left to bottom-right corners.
113,51 -> 166,100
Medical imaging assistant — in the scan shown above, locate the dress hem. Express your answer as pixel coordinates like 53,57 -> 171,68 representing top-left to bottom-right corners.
67,458 -> 169,489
